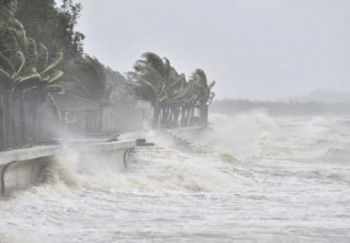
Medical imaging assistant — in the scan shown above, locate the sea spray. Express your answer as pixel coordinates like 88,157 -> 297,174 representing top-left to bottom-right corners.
2,115 -> 350,242
205,111 -> 280,159
40,147 -> 81,187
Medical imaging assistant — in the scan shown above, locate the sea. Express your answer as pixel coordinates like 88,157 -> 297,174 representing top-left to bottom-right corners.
1,111 -> 350,243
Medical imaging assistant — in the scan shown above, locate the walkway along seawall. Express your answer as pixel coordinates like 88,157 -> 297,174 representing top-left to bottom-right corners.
0,141 -> 135,196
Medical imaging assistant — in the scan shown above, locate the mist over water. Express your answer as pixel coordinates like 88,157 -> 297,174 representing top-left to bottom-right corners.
1,113 -> 350,242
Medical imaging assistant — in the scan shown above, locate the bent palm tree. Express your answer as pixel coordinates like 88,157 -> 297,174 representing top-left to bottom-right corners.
129,52 -> 172,128
69,55 -> 107,132
189,69 -> 216,125
0,10 -> 65,147
130,53 -> 217,128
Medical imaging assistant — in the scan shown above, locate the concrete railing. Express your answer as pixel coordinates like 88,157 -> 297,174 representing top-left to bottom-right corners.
0,141 -> 135,196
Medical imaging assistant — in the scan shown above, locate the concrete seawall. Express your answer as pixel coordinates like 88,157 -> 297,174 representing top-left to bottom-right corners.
0,127 -> 208,196
0,141 -> 135,196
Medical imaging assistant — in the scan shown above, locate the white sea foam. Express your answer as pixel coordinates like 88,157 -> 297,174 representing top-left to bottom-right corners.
1,114 -> 350,242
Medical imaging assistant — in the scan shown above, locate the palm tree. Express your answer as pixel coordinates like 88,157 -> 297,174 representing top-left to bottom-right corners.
0,41 -> 64,145
181,80 -> 200,126
70,55 -> 106,102
129,52 -> 172,128
0,4 -> 65,148
14,45 -> 65,141
0,14 -> 31,148
129,52 -> 217,128
160,68 -> 186,127
68,55 -> 107,132
189,69 -> 216,125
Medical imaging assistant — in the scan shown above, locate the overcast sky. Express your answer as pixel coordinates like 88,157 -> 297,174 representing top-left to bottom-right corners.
75,0 -> 350,100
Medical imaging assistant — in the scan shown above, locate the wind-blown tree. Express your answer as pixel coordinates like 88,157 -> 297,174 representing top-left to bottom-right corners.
0,38 -> 64,146
106,68 -> 137,111
188,69 -> 215,125
14,46 -> 65,141
130,52 -> 216,128
70,55 -> 106,102
0,0 -> 65,149
129,52 -> 172,128
158,67 -> 186,127
16,0 -> 85,57
68,55 -> 107,132
0,0 -> 23,148
103,67 -> 141,132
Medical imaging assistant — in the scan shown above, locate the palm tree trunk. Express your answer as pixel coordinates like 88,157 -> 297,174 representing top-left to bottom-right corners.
181,107 -> 186,127
38,103 -> 45,141
200,104 -> 209,125
32,98 -> 39,141
174,107 -> 180,128
152,103 -> 160,129
19,92 -> 26,144
5,92 -> 13,148
11,102 -> 17,147
184,108 -> 189,127
161,106 -> 169,128
159,107 -> 164,128
190,107 -> 195,125
168,107 -> 174,127
0,93 -> 7,150
167,107 -> 172,127
186,107 -> 194,126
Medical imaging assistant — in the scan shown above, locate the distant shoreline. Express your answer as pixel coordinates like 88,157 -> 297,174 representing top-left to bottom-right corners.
211,99 -> 350,116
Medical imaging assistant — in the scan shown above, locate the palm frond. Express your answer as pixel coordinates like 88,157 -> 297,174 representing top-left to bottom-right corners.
0,0 -> 17,22
208,80 -> 216,89
73,76 -> 89,94
0,67 -> 11,88
0,51 -> 12,72
40,51 -> 63,76
13,74 -> 41,91
23,85 -> 40,93
141,52 -> 164,74
26,38 -> 38,66
138,75 -> 159,95
10,18 -> 26,50
162,57 -> 171,78
47,69 -> 64,84
47,91 -> 61,121
14,50 -> 25,75
37,43 -> 48,72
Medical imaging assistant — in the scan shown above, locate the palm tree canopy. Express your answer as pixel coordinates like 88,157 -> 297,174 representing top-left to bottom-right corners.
0,0 -> 17,22
189,69 -> 216,106
69,55 -> 107,103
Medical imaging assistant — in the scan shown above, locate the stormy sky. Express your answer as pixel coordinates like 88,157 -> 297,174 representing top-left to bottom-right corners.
75,0 -> 350,100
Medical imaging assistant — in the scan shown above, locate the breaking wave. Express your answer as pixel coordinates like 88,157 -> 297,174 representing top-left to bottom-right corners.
5,112 -> 350,199
2,113 -> 350,242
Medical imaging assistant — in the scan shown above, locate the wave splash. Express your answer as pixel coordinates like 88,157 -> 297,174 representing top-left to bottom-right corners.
202,112 -> 350,162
